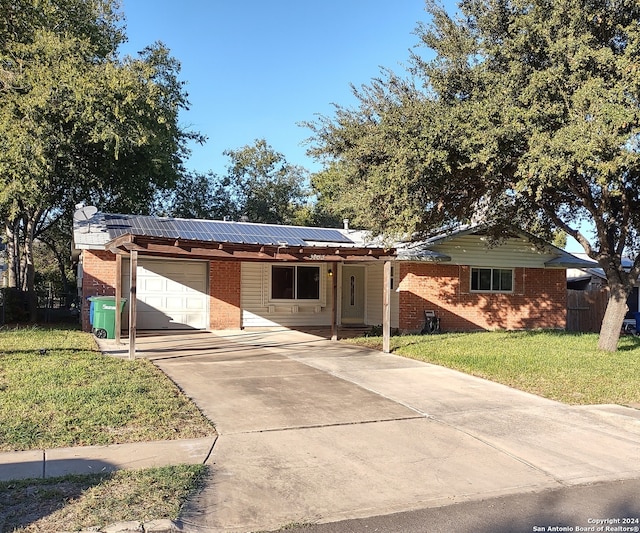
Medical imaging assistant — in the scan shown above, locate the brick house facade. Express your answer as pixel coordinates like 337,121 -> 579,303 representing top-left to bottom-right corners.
80,250 -> 117,331
397,263 -> 567,332
209,261 -> 242,330
80,249 -> 568,334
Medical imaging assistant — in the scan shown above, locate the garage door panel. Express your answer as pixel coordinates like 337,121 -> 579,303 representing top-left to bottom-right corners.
143,279 -> 164,292
166,296 -> 184,308
186,298 -> 204,310
181,278 -> 207,292
122,259 -> 208,330
143,296 -> 164,307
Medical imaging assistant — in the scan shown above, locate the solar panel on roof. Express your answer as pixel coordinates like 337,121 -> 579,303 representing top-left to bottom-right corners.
104,214 -> 355,246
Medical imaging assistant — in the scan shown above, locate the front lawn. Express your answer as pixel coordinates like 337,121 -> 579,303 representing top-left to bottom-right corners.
347,330 -> 640,405
0,464 -> 207,532
0,326 -> 215,451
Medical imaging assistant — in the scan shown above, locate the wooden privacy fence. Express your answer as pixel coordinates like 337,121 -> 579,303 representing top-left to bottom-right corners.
566,288 -> 609,332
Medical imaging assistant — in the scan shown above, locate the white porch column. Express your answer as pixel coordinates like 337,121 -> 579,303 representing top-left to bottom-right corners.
331,261 -> 338,341
128,250 -> 138,360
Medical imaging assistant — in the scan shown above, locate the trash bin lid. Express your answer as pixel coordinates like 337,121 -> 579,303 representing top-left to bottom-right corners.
88,296 -> 127,302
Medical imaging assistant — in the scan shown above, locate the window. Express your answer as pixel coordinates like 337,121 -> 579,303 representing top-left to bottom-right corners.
350,276 -> 356,305
271,265 -> 320,300
471,268 -> 513,292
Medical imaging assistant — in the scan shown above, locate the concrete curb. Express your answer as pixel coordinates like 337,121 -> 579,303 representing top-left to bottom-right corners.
69,519 -> 181,532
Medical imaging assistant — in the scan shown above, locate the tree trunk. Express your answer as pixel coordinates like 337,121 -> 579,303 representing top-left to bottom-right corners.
23,216 -> 38,321
4,220 -> 19,288
597,284 -> 631,352
44,239 -> 71,300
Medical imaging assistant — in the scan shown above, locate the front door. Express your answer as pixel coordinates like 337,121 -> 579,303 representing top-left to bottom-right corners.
341,266 -> 365,324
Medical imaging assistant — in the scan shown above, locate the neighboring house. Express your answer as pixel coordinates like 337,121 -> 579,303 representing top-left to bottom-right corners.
72,212 -> 592,335
567,253 -> 638,322
567,253 -> 608,291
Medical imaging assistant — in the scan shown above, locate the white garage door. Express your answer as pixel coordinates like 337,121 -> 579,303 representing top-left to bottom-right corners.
122,259 -> 208,330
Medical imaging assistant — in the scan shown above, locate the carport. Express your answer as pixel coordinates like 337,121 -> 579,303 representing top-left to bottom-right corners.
103,219 -> 396,359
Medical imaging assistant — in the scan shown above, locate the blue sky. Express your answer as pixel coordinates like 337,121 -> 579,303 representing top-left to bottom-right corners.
117,1 -> 587,252
119,0 -> 434,175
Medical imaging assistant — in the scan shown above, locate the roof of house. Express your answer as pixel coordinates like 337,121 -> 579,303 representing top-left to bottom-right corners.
72,212 -> 381,250
567,253 -> 638,282
71,211 -> 594,268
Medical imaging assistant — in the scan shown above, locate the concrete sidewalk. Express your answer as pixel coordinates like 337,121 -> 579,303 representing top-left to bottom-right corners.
0,436 -> 215,482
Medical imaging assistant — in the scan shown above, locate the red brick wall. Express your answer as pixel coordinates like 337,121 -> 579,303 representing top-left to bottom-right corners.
209,261 -> 242,329
81,250 -> 117,331
82,252 -> 243,331
398,263 -> 567,333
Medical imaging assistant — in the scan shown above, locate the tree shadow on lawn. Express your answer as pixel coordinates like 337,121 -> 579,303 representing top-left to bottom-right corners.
0,348 -> 95,356
0,472 -> 108,532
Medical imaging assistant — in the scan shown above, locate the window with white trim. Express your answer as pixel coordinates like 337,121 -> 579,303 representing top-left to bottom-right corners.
271,265 -> 320,300
471,268 -> 513,292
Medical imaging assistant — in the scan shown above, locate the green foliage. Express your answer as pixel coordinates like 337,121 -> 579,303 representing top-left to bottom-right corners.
307,0 -> 640,247
0,288 -> 29,322
224,139 -> 310,225
162,171 -> 235,220
0,0 -> 201,317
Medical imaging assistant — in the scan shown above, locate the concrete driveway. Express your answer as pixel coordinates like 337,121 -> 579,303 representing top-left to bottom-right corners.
135,330 -> 640,533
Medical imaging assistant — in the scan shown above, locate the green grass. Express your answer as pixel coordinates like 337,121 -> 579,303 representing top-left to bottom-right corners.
346,330 -> 640,405
0,326 -> 215,451
0,464 -> 207,532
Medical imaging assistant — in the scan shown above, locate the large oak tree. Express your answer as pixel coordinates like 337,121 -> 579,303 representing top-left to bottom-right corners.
0,0 -> 200,318
306,0 -> 640,351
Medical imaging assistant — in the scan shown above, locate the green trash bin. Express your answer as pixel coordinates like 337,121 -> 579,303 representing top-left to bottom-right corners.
89,296 -> 127,339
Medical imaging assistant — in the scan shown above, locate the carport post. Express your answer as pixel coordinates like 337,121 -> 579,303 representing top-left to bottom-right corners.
114,253 -> 122,345
331,261 -> 338,341
383,260 -> 391,353
128,250 -> 138,360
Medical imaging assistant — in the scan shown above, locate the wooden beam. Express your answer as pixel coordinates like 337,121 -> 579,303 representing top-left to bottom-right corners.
107,233 -> 134,248
128,250 -> 138,360
115,254 -> 122,345
383,260 -> 391,353
105,234 -> 395,262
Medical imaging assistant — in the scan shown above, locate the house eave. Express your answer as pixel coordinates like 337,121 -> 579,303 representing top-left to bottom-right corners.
395,252 -> 452,262
544,256 -> 599,269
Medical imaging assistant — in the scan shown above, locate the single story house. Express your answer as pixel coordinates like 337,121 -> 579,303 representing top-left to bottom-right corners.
71,211 -> 593,338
